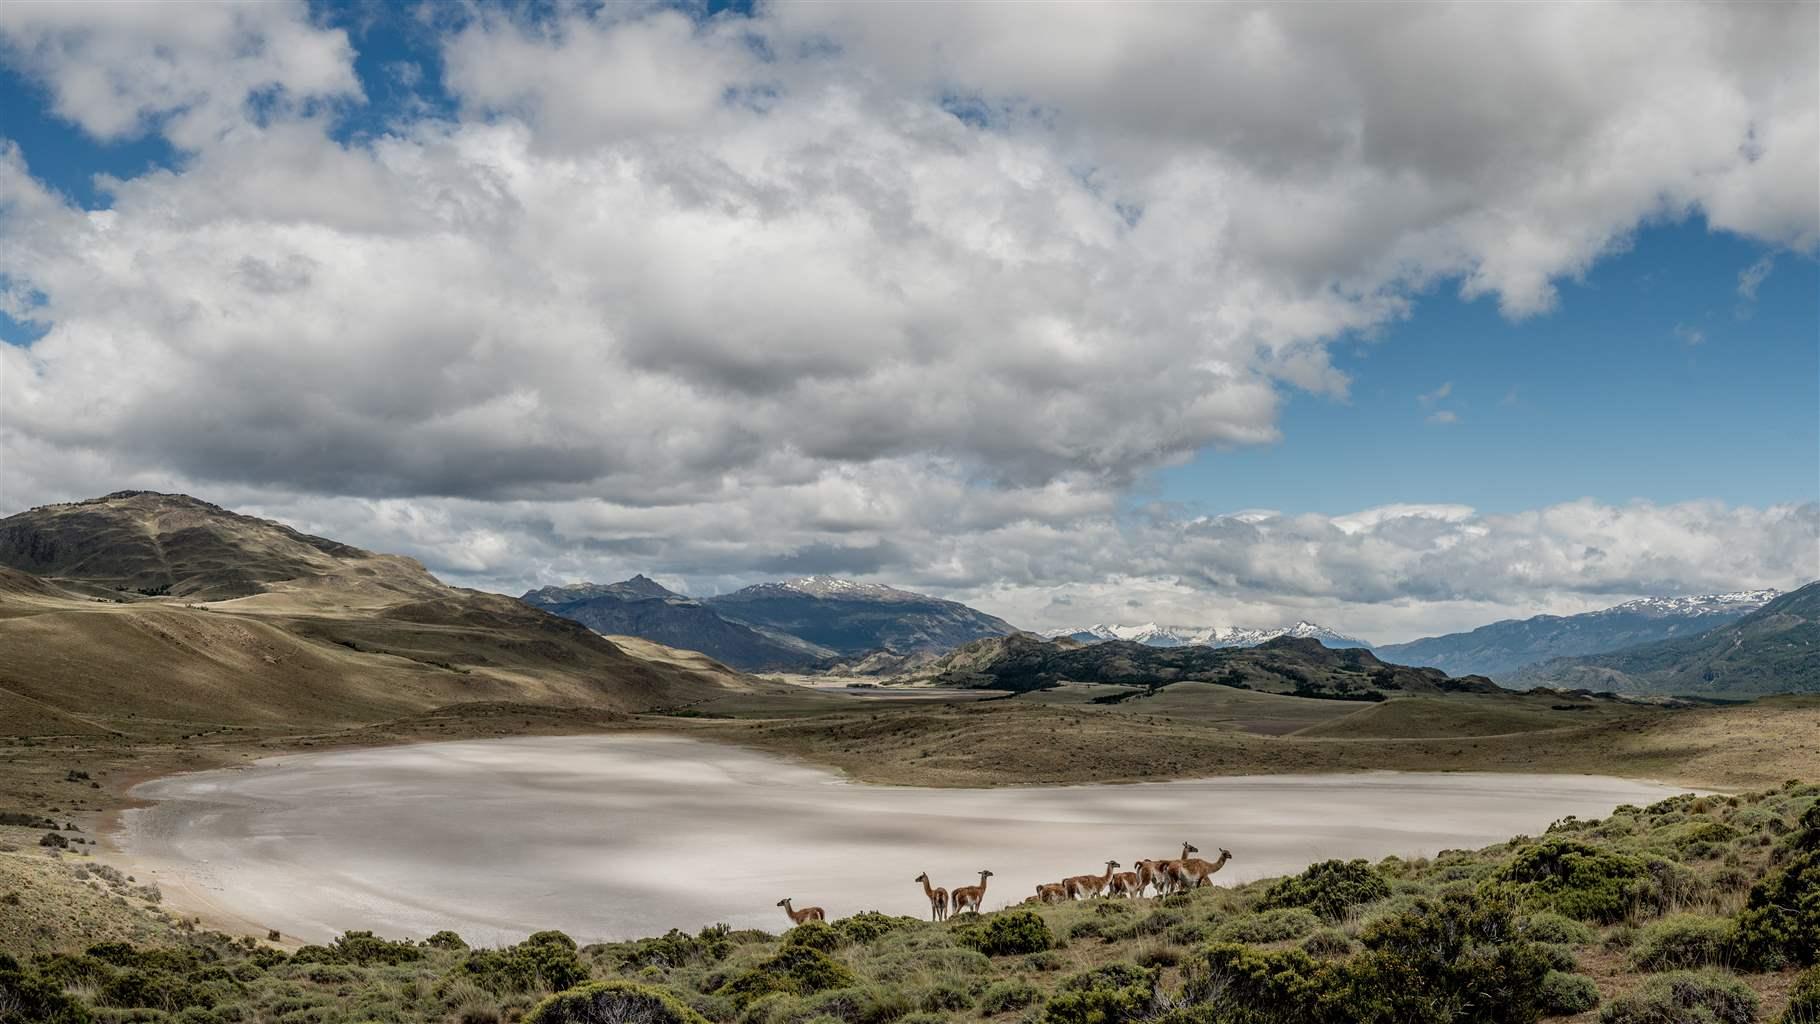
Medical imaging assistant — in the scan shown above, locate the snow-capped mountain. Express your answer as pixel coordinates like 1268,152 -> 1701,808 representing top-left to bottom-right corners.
1040,620 -> 1369,650
705,576 -> 1016,655
1375,589 -> 1782,679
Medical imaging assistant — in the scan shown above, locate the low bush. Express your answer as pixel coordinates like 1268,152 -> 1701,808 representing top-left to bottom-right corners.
1597,969 -> 1757,1024
958,911 -> 1054,957
1520,912 -> 1598,947
782,922 -> 843,953
462,931 -> 590,994
1631,916 -> 1735,972
978,978 -> 1042,1015
1211,907 -> 1320,944
527,980 -> 710,1024
613,926 -> 733,970
1782,965 -> 1820,1024
717,946 -> 856,1008
833,913 -> 916,946
1539,971 -> 1601,1016
1300,929 -> 1353,959
0,959 -> 93,1024
1259,859 -> 1393,922
1044,963 -> 1156,1024
1732,805 -> 1820,969
1497,837 -> 1652,923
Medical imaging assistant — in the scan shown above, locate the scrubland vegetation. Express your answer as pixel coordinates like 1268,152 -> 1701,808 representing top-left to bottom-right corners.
3,782 -> 1816,1024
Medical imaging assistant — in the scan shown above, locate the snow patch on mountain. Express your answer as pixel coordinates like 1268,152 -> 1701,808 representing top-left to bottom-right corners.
1041,620 -> 1369,649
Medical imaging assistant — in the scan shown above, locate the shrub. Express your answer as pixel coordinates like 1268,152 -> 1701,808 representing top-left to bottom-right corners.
1212,908 -> 1321,944
916,979 -> 974,1013
527,980 -> 710,1024
1259,860 -> 1393,922
1782,965 -> 1820,1024
1632,916 -> 1735,972
1540,971 -> 1601,1016
1300,929 -> 1353,959
783,921 -> 842,953
717,946 -> 856,1008
39,830 -> 69,848
1180,942 -> 1328,1024
1597,969 -> 1757,1024
325,929 -> 424,966
425,930 -> 469,951
1520,912 -> 1598,947
1498,837 -> 1652,923
616,926 -> 733,971
1732,813 -> 1820,969
0,961 -> 92,1024
794,982 -> 915,1024
834,912 -> 916,946
1347,891 -> 1558,1024
979,978 -> 1042,1015
463,932 -> 590,994
1044,963 -> 1156,1024
959,911 -> 1055,957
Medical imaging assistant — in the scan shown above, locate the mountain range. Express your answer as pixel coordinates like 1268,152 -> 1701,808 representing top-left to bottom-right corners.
1041,620 -> 1369,649
1509,583 -> 1819,696
1375,590 -> 1782,678
523,573 -> 1017,671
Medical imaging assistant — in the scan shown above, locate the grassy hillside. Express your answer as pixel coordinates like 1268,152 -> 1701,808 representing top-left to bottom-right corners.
4,782 -> 1815,1023
1512,584 -> 1820,697
904,632 -> 1504,699
0,493 -> 776,736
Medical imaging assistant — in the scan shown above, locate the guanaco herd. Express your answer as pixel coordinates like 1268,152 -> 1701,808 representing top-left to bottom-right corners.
778,843 -> 1232,925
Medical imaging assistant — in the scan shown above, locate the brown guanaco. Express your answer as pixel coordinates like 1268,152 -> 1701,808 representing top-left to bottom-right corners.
914,872 -> 950,921
950,869 -> 993,914
776,898 -> 825,924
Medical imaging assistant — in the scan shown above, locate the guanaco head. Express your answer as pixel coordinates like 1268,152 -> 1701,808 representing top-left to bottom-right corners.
914,872 -> 929,883
776,898 -> 790,907
1219,848 -> 1233,861
1183,842 -> 1200,855
979,869 -> 994,879
1105,860 -> 1121,868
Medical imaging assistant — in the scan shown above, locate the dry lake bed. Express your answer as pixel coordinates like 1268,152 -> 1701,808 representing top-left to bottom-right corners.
118,734 -> 1696,945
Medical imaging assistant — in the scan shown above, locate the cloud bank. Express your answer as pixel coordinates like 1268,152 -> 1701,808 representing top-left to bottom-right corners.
1,1 -> 1814,640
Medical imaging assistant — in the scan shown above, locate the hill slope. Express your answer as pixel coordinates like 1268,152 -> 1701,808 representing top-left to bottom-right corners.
1509,582 -> 1820,696
702,575 -> 1016,657
522,579 -> 830,671
902,631 -> 1503,698
0,492 -> 754,734
1376,590 -> 1779,678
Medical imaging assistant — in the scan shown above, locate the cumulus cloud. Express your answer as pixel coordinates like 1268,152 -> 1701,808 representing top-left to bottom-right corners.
0,2 -> 1815,638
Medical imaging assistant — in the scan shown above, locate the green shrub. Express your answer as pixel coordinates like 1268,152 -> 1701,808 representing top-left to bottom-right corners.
324,929 -> 425,966
1180,942 -> 1328,1024
1347,891 -> 1558,1024
462,932 -> 590,994
1781,965 -> 1820,1024
1520,912 -> 1598,947
425,930 -> 469,951
1540,971 -> 1601,1016
979,978 -> 1042,1015
783,922 -> 842,953
1259,860 -> 1393,922
1631,916 -> 1736,972
1498,837 -> 1652,923
958,912 -> 1055,957
718,946 -> 856,1008
0,961 -> 92,1024
1044,963 -> 1156,1024
1212,908 -> 1320,944
916,979 -> 974,1013
1300,929 -> 1353,959
1732,814 -> 1820,969
615,926 -> 733,970
793,983 -> 916,1024
527,980 -> 710,1024
1597,969 -> 1758,1024
833,913 -> 916,946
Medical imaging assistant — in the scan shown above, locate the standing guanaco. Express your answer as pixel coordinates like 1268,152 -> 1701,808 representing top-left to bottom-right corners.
1107,867 -> 1141,897
950,869 -> 993,914
776,898 -> 825,924
914,872 -> 950,921
1034,882 -> 1069,904
1134,858 -> 1166,897
1151,843 -> 1198,895
1169,847 -> 1233,890
1064,860 -> 1121,900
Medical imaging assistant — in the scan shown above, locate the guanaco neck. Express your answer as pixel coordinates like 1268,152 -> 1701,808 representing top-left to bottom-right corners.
920,876 -> 938,900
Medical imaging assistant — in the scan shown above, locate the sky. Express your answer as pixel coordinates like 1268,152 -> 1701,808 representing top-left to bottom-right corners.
0,1 -> 1815,644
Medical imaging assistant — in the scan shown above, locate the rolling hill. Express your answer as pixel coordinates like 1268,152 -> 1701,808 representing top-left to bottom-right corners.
1374,590 -> 1778,678
1508,582 -> 1819,696
895,630 -> 1504,698
521,578 -> 830,671
0,492 -> 761,735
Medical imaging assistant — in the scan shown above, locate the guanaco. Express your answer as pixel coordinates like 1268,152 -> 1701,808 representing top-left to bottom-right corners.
1107,868 -> 1141,897
1134,858 -> 1166,897
951,869 -> 993,914
1151,842 -> 1198,896
1064,860 -> 1121,900
914,872 -> 950,921
1169,847 -> 1233,890
776,898 -> 825,924
1034,882 -> 1069,905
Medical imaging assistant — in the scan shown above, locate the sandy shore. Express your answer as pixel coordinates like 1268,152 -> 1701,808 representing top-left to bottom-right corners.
114,733 -> 1697,946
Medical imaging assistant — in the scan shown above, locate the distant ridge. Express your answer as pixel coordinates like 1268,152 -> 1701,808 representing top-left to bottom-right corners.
521,577 -> 829,671
1376,589 -> 1780,678
1508,582 -> 1819,696
1040,620 -> 1369,650
702,575 -> 1016,657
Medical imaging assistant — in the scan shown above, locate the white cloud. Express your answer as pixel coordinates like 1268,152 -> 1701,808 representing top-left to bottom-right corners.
1737,254 -> 1776,301
1418,382 -> 1453,407
1675,323 -> 1707,347
0,2 -> 1815,641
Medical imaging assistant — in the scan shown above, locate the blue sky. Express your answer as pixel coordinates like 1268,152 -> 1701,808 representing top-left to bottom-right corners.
1,2 -> 1813,636
1152,219 -> 1820,516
